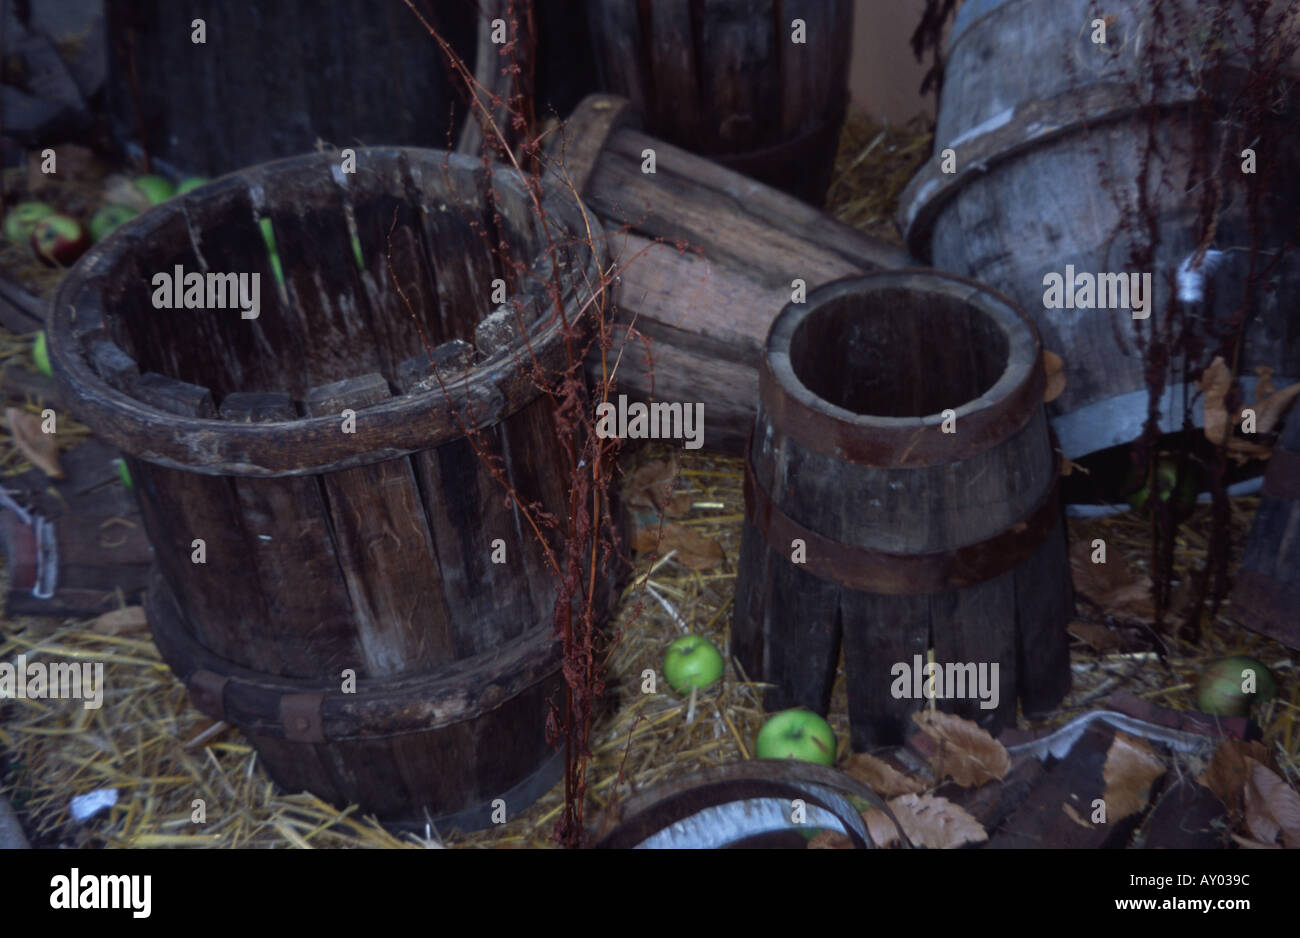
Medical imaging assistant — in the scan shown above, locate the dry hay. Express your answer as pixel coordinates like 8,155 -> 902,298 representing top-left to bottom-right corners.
825,108 -> 934,245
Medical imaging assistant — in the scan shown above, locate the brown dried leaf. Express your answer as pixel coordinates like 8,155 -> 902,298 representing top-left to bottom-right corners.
5,407 -> 63,479
1068,620 -> 1124,652
1042,349 -> 1066,403
1198,739 -> 1273,817
1199,355 -> 1233,445
843,752 -> 928,798
1224,436 -> 1274,464
884,793 -> 987,849
633,521 -> 725,570
1230,832 -> 1281,849
624,457 -> 680,511
913,710 -> 1010,787
861,807 -> 904,847
90,606 -> 148,635
1243,760 -> 1300,848
1248,381 -> 1300,435
1069,539 -> 1154,621
1062,802 -> 1096,829
1254,366 -> 1276,402
806,830 -> 853,849
1102,730 -> 1167,822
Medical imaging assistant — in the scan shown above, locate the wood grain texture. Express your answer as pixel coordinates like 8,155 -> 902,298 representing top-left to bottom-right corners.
733,272 -> 1072,748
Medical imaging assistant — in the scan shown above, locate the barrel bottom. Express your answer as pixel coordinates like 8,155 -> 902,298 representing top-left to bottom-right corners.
145,566 -> 568,832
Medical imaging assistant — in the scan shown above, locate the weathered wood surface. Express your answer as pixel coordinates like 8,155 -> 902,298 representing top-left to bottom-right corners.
586,0 -> 852,203
558,94 -> 912,453
733,271 -> 1071,749
0,438 -> 153,618
50,146 -> 612,827
899,0 -> 1300,458
104,0 -> 478,176
1231,411 -> 1300,650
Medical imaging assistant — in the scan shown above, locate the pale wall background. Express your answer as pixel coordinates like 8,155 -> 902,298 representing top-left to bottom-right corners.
848,0 -> 941,123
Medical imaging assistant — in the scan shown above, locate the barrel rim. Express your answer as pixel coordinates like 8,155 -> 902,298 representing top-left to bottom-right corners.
47,148 -> 606,477
760,268 -> 1044,468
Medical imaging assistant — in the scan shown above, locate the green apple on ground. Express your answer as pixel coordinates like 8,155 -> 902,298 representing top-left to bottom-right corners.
755,709 -> 837,766
176,176 -> 209,195
32,331 -> 51,377
4,201 -> 53,245
133,174 -> 176,205
89,204 -> 139,242
1196,656 -> 1276,717
663,634 -> 725,694
31,215 -> 89,266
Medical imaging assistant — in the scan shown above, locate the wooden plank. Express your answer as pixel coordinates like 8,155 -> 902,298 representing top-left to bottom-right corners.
695,0 -> 776,154
642,0 -> 700,142
305,373 -> 454,677
222,390 -> 361,679
758,548 -> 842,717
1131,778 -> 1228,849
132,372 -> 217,418
840,591 -> 931,749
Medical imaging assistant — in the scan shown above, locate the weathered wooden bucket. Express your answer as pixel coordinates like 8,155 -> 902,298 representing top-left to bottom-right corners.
585,0 -> 852,204
898,0 -> 1300,459
1231,412 -> 1300,651
558,94 -> 911,453
732,270 -> 1072,748
47,148 -> 608,829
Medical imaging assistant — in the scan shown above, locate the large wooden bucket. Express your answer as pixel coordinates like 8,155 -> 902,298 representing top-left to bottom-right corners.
585,0 -> 852,204
899,0 -> 1300,458
732,270 -> 1072,748
47,148 -> 609,829
558,95 -> 911,454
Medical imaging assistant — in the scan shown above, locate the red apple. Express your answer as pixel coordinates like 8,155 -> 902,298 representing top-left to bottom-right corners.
31,214 -> 89,266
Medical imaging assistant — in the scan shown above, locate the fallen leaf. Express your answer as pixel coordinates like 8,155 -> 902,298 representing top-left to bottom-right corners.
632,521 -> 725,570
913,711 -> 1010,787
624,457 -> 680,511
5,407 -> 63,478
806,830 -> 853,849
1042,349 -> 1067,403
1254,366 -> 1276,402
1199,355 -> 1233,445
861,806 -> 904,847
90,606 -> 148,635
843,752 -> 928,797
881,792 -> 987,848
1069,539 -> 1155,621
1229,832 -> 1281,849
1102,730 -> 1167,822
1067,620 -> 1124,652
1198,739 -> 1273,817
1243,760 -> 1300,848
1246,381 -> 1300,435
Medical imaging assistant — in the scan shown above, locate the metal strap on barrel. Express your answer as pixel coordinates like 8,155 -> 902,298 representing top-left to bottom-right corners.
742,437 -> 1063,595
1261,447 -> 1300,500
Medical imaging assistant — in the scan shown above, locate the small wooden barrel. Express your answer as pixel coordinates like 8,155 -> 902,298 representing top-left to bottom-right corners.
558,94 -> 911,454
898,0 -> 1300,459
1231,412 -> 1300,651
585,0 -> 852,204
47,148 -> 608,829
732,270 -> 1072,748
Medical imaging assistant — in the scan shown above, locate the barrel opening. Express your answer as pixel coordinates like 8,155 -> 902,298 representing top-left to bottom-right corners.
101,156 -> 558,404
787,287 -> 1010,418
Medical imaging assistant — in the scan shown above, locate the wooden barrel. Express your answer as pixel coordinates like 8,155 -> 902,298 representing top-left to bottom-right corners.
732,270 -> 1072,749
557,94 -> 911,454
46,148 -> 609,829
585,0 -> 852,204
1231,412 -> 1300,651
898,0 -> 1300,459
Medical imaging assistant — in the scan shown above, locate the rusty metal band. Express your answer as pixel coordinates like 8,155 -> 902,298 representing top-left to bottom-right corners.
742,447 -> 1062,595
1261,447 -> 1300,500
758,348 -> 1045,469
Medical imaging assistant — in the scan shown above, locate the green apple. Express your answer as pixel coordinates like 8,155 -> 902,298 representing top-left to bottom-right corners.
1196,656 -> 1276,717
89,204 -> 139,242
1126,457 -> 1199,513
260,217 -> 285,286
5,201 -> 53,245
755,709 -> 837,766
176,176 -> 209,195
133,174 -> 176,205
31,214 -> 89,266
32,331 -> 51,377
663,634 -> 725,694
